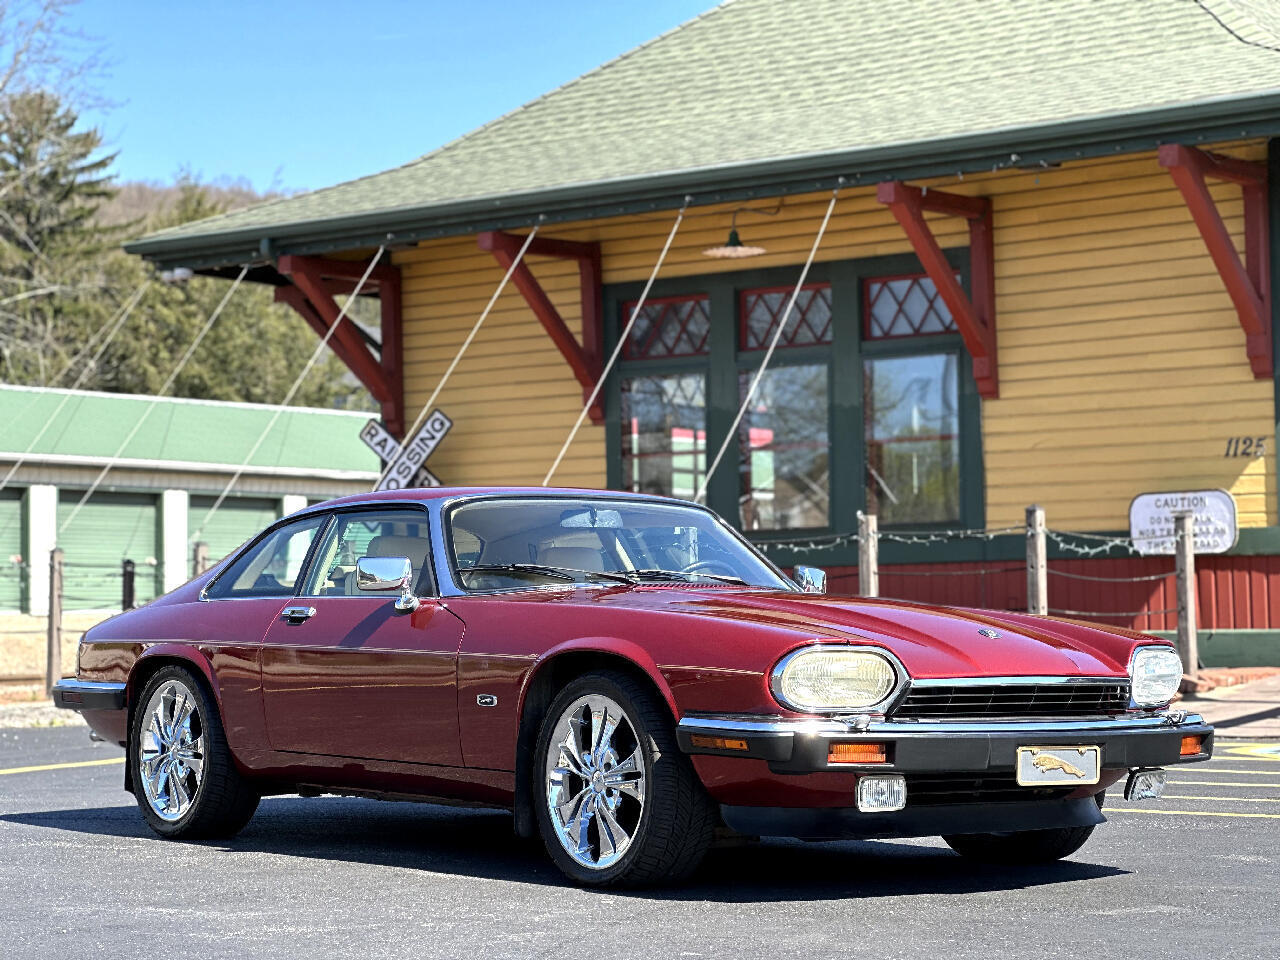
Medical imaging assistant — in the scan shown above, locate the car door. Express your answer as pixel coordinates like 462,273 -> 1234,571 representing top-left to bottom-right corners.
259,507 -> 465,766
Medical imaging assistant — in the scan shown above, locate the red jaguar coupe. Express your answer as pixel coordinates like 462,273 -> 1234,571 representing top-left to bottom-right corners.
54,487 -> 1211,886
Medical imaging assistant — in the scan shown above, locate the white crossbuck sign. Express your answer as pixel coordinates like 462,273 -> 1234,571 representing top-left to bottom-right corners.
361,410 -> 452,490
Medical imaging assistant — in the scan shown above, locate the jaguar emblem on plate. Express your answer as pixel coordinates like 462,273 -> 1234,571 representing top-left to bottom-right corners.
1016,745 -> 1101,785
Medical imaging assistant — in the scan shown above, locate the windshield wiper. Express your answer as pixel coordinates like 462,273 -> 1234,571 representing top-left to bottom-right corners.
460,563 -> 634,584
609,568 -> 748,585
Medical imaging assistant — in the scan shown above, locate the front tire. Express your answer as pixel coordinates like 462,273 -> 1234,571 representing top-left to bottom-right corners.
942,824 -> 1095,864
130,665 -> 259,839
533,670 -> 714,887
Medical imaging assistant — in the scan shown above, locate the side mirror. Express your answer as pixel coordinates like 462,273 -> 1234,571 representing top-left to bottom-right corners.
793,565 -> 827,594
356,556 -> 420,614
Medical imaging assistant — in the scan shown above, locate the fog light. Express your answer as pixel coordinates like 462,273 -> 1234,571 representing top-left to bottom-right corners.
1180,735 -> 1205,757
1124,768 -> 1167,801
829,742 -> 888,764
856,774 -> 906,813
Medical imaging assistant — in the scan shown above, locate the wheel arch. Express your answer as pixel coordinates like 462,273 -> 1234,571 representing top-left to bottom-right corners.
511,639 -> 679,839
125,645 -> 220,794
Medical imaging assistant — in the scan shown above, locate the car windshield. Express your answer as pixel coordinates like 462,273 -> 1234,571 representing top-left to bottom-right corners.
447,497 -> 792,592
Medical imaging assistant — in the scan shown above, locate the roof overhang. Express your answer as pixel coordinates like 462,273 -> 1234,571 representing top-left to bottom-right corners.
125,90 -> 1280,274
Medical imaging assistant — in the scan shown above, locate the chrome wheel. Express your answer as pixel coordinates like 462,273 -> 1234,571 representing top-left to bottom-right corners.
544,694 -> 646,870
138,679 -> 205,822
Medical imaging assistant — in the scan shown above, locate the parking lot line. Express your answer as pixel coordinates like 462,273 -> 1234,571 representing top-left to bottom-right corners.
1172,769 -> 1280,775
1110,808 -> 1280,819
1165,779 -> 1280,788
0,757 -> 124,776
1162,795 -> 1280,803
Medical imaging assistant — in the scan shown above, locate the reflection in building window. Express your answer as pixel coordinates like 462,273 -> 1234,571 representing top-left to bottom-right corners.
736,364 -> 829,530
620,373 -> 706,499
622,295 -> 711,359
864,353 -> 959,524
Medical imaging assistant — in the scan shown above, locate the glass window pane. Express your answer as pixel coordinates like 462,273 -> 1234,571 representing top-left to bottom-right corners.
620,373 -> 706,499
622,295 -> 710,359
737,364 -> 829,530
741,285 -> 832,349
865,274 -> 957,339
864,353 -> 959,524
302,510 -> 433,597
207,515 -> 327,599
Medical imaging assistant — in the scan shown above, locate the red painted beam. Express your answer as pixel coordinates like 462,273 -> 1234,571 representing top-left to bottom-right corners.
378,267 -> 405,438
478,230 -> 605,424
278,253 -> 400,286
877,182 -> 998,397
275,272 -> 394,408
1159,144 -> 1271,379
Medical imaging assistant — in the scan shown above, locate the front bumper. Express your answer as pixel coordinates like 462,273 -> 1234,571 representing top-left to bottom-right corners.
677,711 -> 1213,775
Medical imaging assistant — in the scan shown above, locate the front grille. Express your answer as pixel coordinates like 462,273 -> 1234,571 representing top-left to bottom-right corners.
893,680 -> 1130,720
904,774 -> 1074,806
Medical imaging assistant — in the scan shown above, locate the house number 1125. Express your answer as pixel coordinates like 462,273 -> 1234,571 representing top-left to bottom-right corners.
1224,436 -> 1266,457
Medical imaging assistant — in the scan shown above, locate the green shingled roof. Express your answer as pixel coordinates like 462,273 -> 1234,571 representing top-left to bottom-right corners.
128,0 -> 1280,267
0,386 -> 378,476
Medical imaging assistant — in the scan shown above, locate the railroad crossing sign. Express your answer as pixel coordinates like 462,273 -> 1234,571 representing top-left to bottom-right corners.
361,411 -> 451,490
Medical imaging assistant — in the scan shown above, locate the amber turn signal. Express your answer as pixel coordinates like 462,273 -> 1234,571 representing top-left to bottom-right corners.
689,734 -> 749,751
1180,734 -> 1205,757
828,742 -> 888,764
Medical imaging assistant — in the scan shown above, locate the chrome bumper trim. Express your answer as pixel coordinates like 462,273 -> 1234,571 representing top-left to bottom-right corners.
678,712 -> 1203,737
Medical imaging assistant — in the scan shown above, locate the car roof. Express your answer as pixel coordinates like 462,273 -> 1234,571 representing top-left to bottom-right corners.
295,486 -> 684,514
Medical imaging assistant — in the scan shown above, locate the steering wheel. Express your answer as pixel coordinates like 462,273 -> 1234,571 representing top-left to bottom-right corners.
680,559 -> 737,578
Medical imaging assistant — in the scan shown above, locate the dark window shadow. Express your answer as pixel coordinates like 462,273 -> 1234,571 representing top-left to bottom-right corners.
1,796 -> 1128,901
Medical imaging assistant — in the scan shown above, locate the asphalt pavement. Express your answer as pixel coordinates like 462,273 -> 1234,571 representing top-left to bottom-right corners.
1,724 -> 1277,960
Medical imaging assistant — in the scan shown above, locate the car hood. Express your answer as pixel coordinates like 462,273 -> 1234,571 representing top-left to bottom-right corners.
588,588 -> 1148,678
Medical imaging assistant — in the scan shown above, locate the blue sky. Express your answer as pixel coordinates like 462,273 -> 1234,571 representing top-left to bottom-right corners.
72,0 -> 715,193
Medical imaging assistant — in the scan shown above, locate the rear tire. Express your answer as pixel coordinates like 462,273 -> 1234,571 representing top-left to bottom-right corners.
130,665 -> 259,840
532,670 -> 715,887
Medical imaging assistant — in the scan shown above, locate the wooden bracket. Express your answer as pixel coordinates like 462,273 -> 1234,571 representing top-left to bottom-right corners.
876,182 -> 997,398
1158,144 -> 1271,379
477,231 -> 604,424
276,254 -> 405,436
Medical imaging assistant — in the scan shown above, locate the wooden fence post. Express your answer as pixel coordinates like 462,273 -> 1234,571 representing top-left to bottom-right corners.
45,548 -> 63,696
192,541 -> 209,577
858,511 -> 879,598
1175,512 -> 1198,677
1026,504 -> 1047,615
121,559 -> 136,611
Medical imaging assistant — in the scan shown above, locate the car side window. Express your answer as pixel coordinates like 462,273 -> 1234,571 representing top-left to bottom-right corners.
301,509 -> 435,598
205,515 -> 328,600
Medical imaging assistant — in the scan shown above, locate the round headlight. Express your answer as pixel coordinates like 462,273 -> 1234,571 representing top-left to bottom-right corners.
772,647 -> 900,713
1129,645 -> 1183,707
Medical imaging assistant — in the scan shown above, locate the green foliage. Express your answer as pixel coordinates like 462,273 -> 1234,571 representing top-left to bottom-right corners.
0,92 -> 374,413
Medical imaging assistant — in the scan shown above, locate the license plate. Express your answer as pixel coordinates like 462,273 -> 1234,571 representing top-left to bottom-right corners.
1016,745 -> 1101,786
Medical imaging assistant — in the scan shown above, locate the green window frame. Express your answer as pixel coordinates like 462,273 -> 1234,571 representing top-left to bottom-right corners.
604,251 -> 984,557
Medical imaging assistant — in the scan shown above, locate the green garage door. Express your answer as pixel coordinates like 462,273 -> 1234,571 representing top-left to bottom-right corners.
57,491 -> 159,610
0,489 -> 22,611
189,496 -> 279,569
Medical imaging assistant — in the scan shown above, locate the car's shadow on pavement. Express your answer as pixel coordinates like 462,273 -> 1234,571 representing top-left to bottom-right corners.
3,796 -> 1127,901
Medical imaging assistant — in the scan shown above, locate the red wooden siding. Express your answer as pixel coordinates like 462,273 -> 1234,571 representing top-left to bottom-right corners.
824,556 -> 1280,631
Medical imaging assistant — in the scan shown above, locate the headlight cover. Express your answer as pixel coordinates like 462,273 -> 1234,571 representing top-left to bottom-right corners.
1129,645 -> 1183,707
771,646 -> 902,713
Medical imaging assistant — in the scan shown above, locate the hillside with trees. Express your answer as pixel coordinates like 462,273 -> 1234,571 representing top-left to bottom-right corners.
0,0 -> 374,411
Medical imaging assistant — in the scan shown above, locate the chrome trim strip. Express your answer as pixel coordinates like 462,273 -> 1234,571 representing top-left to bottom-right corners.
907,676 -> 1128,687
54,679 -> 127,695
678,712 -> 1205,737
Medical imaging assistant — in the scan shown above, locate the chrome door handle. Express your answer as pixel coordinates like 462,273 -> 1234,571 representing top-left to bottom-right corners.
282,605 -> 316,622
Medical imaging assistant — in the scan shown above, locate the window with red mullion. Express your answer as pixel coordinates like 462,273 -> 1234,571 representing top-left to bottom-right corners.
864,272 -> 957,340
739,283 -> 832,350
621,293 -> 711,359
